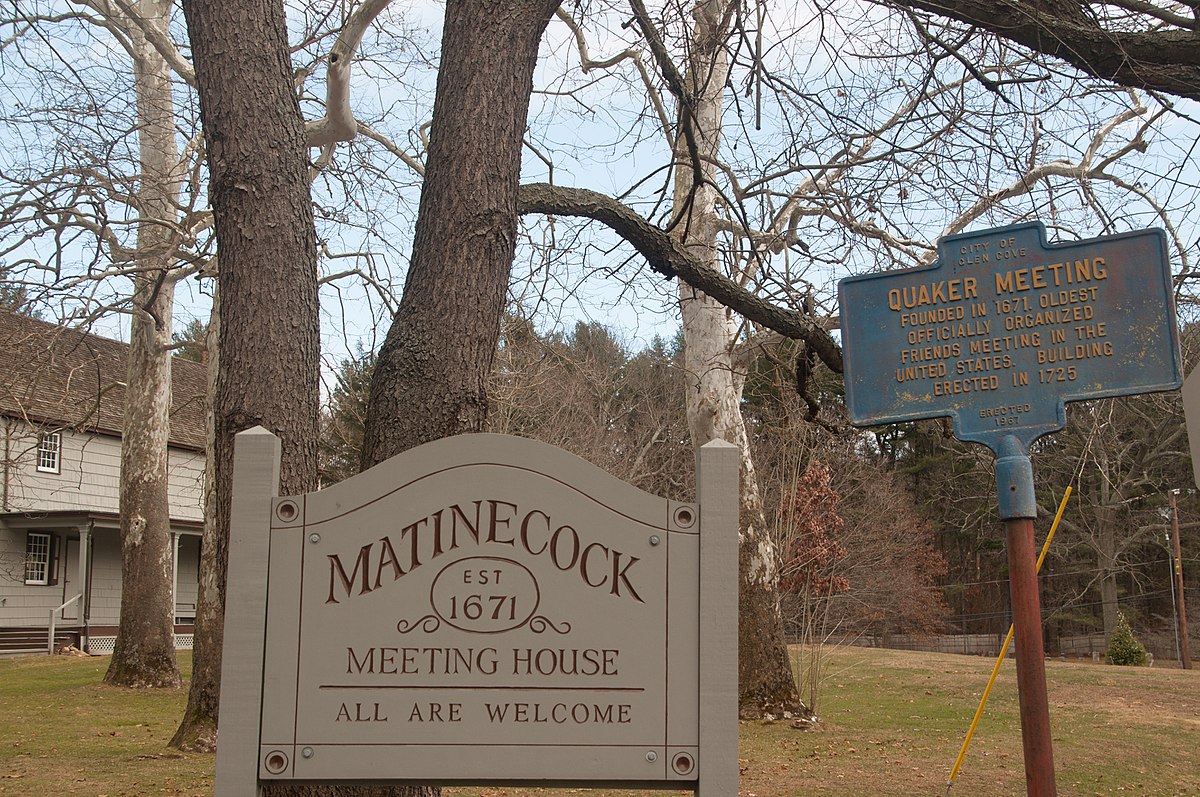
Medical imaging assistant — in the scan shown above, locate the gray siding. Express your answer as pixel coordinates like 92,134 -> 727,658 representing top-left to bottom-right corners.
168,448 -> 205,522
0,528 -> 99,625
2,422 -> 204,521
0,419 -> 206,629
87,533 -> 123,625
0,530 -> 65,625
175,535 -> 200,619
0,527 -> 201,627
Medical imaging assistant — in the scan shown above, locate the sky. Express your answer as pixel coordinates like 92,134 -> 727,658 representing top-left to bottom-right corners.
4,0 -> 1200,385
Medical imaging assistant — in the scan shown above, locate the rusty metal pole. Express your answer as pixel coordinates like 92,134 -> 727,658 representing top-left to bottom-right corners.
1006,517 -> 1057,796
1168,489 -> 1192,669
997,437 -> 1057,797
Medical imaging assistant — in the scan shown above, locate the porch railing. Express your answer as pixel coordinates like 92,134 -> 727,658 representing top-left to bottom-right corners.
47,594 -> 82,654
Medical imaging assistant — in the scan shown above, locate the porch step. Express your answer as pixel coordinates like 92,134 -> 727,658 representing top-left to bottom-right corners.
0,626 -> 81,655
0,647 -> 45,656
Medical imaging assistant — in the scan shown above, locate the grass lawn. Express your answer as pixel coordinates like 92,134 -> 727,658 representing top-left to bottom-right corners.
1,646 -> 1196,796
0,652 -> 208,796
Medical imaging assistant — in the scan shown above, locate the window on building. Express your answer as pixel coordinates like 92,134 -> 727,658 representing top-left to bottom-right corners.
36,431 -> 61,474
24,532 -> 53,585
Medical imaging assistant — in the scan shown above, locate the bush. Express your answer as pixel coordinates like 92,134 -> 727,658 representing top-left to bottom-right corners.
1106,611 -> 1149,666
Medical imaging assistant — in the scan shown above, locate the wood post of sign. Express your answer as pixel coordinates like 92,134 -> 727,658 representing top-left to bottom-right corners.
697,439 -> 739,797
213,427 -> 280,797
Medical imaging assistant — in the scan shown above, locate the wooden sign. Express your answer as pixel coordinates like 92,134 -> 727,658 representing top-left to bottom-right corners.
1183,369 -> 1200,490
214,430 -> 738,796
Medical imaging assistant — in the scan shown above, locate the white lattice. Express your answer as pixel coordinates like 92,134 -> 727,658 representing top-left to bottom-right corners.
85,634 -> 193,654
87,636 -> 116,654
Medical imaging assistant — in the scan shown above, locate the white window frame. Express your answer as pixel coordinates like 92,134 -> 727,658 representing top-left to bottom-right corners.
24,532 -> 52,585
36,431 -> 61,474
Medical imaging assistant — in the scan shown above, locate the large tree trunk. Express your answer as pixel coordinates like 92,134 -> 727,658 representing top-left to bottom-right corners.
343,3 -> 558,795
673,0 -> 805,718
177,5 -> 563,796
105,0 -> 182,689
171,293 -> 220,750
174,0 -> 321,754
361,0 -> 559,466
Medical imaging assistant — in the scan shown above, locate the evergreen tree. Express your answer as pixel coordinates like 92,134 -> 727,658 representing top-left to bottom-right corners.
0,261 -> 40,318
1106,611 -> 1149,666
171,318 -> 209,362
320,347 -> 374,485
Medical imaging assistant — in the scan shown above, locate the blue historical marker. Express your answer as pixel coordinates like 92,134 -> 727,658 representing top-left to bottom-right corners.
840,222 -> 1181,454
839,222 -> 1181,797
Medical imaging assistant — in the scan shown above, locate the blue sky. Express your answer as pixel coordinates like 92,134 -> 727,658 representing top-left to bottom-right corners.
4,0 -> 1200,379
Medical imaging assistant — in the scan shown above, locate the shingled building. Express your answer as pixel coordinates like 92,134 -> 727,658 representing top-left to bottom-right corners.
0,310 -> 206,654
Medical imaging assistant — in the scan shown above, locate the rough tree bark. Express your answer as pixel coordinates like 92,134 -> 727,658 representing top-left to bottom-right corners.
881,1 -> 1200,100
170,291 -> 220,750
174,0 -> 321,752
360,0 -> 560,466
345,2 -> 559,794
104,0 -> 183,689
663,0 -> 806,718
179,5 -> 559,797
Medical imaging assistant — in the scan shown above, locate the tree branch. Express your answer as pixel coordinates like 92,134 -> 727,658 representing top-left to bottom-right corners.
517,182 -> 844,372
306,0 -> 394,148
880,0 -> 1200,100
98,0 -> 197,84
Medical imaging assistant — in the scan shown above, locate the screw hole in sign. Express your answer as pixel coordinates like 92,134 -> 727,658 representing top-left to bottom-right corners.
673,506 -> 695,528
265,751 -> 288,774
276,501 -> 298,522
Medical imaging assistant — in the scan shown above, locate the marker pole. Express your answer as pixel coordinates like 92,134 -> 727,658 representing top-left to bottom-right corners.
996,437 -> 1056,797
1168,488 -> 1192,669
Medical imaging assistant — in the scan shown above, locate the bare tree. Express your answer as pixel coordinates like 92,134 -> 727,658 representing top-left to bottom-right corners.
360,0 -> 560,465
105,0 -> 189,689
488,317 -> 694,496
1032,393 -> 1191,638
175,0 -> 321,756
512,0 -> 1197,717
10,0 -> 1190,756
654,0 -> 806,718
0,0 -> 216,687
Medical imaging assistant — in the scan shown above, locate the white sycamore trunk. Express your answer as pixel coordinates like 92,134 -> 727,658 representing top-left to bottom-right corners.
106,0 -> 183,688
674,0 -> 803,716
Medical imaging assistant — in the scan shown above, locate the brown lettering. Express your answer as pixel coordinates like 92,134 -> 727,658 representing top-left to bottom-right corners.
580,542 -> 609,588
609,552 -> 643,603
327,543 -> 374,604
486,500 -> 518,545
520,509 -> 550,556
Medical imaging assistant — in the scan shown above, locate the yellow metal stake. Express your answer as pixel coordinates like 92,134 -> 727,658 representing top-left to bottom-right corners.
945,486 -> 1072,794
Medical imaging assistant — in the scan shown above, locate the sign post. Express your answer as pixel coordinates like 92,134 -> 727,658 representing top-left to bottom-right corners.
839,222 -> 1181,796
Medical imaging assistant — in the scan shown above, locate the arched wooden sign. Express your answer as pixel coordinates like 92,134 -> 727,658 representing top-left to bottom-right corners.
214,430 -> 738,797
